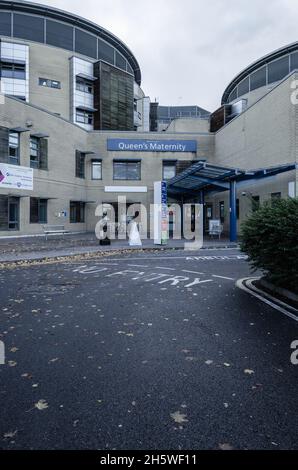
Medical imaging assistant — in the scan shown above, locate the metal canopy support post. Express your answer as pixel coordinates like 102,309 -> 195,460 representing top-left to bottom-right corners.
229,180 -> 237,242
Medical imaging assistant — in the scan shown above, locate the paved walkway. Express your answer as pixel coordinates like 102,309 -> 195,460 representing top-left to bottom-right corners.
0,232 -> 239,263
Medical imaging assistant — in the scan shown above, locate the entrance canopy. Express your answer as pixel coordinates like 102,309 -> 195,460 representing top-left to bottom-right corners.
167,161 -> 297,242
167,161 -> 297,196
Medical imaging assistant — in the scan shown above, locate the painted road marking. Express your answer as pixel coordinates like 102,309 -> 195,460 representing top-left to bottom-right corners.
212,275 -> 235,281
182,270 -> 205,275
107,255 -> 247,262
236,278 -> 298,322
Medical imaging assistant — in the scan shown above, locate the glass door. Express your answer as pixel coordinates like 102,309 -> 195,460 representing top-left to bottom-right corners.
8,197 -> 19,230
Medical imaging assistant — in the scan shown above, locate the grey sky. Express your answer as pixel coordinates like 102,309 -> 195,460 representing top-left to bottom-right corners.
37,0 -> 298,111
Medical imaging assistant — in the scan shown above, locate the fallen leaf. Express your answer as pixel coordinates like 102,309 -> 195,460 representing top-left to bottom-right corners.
244,369 -> 255,375
219,443 -> 234,451
35,400 -> 49,410
3,430 -> 18,439
170,411 -> 188,424
8,361 -> 17,367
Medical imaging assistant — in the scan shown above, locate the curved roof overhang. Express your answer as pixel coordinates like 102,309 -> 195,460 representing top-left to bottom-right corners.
0,0 -> 141,84
221,41 -> 298,104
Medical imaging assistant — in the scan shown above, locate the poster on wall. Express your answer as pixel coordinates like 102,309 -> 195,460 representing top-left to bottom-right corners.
0,163 -> 33,191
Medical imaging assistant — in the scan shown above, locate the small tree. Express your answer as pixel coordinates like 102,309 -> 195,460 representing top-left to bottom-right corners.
240,198 -> 298,294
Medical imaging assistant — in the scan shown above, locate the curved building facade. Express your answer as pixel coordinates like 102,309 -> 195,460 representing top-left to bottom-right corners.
222,42 -> 298,107
0,0 -> 149,131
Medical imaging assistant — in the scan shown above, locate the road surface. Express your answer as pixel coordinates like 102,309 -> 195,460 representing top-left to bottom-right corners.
0,248 -> 297,450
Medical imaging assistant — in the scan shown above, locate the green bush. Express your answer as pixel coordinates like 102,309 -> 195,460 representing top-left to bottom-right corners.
240,198 -> 298,294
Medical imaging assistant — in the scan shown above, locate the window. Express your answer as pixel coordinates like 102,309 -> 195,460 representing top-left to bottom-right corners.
30,137 -> 39,168
0,12 -> 12,37
162,161 -> 176,180
219,201 -> 225,222
46,19 -> 74,51
14,13 -> 44,43
229,87 -> 238,102
290,52 -> 298,71
75,151 -> 85,178
9,132 -> 19,165
0,196 -> 19,231
115,52 -> 126,70
238,77 -> 250,97
30,137 -> 48,170
70,201 -> 85,223
9,197 -> 19,230
75,109 -> 94,125
75,28 -> 97,59
98,38 -> 115,63
113,160 -> 141,180
39,78 -> 61,89
268,56 -> 289,84
76,79 -> 93,94
250,66 -> 267,91
1,62 -> 26,80
30,198 -> 47,224
91,159 -> 102,180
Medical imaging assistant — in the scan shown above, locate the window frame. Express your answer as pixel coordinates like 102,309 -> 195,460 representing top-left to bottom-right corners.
70,201 -> 85,223
91,159 -> 102,180
113,160 -> 141,181
30,136 -> 40,169
30,197 -> 48,224
9,132 -> 20,165
162,161 -> 177,180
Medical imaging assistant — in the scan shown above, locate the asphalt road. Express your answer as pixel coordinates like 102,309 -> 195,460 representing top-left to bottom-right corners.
0,248 -> 297,450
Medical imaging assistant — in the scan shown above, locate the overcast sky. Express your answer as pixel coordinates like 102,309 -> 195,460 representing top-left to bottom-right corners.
38,0 -> 298,111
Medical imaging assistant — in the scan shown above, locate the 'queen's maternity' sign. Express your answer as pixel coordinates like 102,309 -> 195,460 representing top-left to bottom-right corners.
107,139 -> 197,153
0,163 -> 33,190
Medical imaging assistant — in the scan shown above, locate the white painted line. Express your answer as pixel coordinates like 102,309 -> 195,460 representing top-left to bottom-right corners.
127,264 -> 149,268
155,267 -> 176,271
182,270 -> 205,275
212,275 -> 235,281
236,278 -> 298,322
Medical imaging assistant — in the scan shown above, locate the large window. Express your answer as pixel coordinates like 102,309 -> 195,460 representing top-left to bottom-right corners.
238,77 -> 250,97
1,62 -> 26,80
14,13 -> 44,43
91,160 -> 102,180
162,161 -> 176,180
46,19 -> 73,51
115,51 -> 126,70
70,201 -> 85,223
291,52 -> 298,71
268,56 -> 289,84
75,151 -> 85,178
0,12 -> 12,37
9,132 -> 19,165
98,38 -> 115,63
75,28 -> 97,59
250,66 -> 267,91
30,137 -> 48,170
113,160 -> 141,180
76,109 -> 94,125
30,198 -> 47,224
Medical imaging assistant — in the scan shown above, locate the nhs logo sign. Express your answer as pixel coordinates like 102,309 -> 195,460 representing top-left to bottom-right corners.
107,139 -> 197,153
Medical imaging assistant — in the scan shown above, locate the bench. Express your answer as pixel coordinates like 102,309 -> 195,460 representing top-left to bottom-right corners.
42,225 -> 69,240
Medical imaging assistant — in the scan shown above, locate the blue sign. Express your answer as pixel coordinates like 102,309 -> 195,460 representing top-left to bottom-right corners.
107,139 -> 197,153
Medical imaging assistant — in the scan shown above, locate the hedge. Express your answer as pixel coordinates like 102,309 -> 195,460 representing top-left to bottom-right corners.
240,198 -> 298,294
